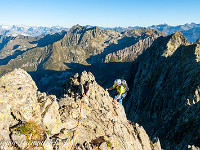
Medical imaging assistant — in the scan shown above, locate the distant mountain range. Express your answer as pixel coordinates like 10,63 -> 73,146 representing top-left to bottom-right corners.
1,24 -> 200,149
149,23 -> 200,43
1,23 -> 200,42
0,25 -> 164,71
101,23 -> 200,43
0,25 -> 165,95
0,25 -> 69,37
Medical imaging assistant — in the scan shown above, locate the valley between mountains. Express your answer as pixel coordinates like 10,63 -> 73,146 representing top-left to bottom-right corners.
0,25 -> 200,149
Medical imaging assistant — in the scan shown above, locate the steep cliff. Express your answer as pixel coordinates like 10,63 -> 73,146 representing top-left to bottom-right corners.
125,31 -> 200,149
0,69 -> 161,150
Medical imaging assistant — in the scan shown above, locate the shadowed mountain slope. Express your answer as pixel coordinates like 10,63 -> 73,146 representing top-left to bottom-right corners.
124,31 -> 200,149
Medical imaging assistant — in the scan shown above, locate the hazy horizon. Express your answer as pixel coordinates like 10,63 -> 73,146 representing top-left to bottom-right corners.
0,22 -> 200,29
0,0 -> 200,28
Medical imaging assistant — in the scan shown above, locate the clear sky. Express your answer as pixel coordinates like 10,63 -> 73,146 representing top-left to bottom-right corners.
0,0 -> 200,28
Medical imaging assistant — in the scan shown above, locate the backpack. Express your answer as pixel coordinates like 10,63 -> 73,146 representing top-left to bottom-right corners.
121,79 -> 129,92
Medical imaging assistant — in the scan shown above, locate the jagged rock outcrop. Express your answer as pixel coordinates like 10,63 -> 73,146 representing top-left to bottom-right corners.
104,28 -> 166,62
0,69 -> 64,149
0,69 -> 161,149
0,68 -> 42,149
125,31 -> 200,149
0,68 -> 41,122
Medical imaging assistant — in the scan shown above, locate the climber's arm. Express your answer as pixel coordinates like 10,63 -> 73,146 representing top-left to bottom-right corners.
113,92 -> 122,102
106,86 -> 115,91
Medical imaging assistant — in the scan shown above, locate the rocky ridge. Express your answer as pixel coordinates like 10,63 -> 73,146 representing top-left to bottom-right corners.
1,23 -> 199,43
0,69 -> 161,150
104,28 -> 165,62
0,26 -> 165,97
124,31 -> 200,149
0,25 -> 165,76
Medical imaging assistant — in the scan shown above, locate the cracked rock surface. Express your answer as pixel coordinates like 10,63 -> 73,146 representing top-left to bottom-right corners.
0,69 -> 161,150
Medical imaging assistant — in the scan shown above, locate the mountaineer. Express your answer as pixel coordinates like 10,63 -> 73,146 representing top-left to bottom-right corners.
106,79 -> 129,105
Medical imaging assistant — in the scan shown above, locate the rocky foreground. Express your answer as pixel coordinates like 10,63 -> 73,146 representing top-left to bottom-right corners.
0,69 -> 161,150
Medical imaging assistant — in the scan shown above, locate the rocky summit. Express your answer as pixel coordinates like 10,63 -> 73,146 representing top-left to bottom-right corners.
0,69 -> 161,150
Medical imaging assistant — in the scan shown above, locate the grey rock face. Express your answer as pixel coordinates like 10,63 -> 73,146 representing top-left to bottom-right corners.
0,69 -> 161,150
104,29 -> 165,62
0,68 -> 41,123
125,31 -> 200,149
0,68 -> 42,149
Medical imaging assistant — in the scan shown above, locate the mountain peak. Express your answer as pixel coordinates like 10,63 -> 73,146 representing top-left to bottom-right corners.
92,26 -> 101,31
72,24 -> 81,28
68,24 -> 87,34
170,31 -> 190,46
162,31 -> 190,57
172,30 -> 185,37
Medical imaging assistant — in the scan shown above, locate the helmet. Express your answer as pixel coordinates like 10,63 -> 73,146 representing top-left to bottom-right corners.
74,73 -> 79,78
114,79 -> 121,86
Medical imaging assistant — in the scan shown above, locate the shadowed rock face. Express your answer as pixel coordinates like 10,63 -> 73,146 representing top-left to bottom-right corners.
124,31 -> 200,149
0,69 -> 161,150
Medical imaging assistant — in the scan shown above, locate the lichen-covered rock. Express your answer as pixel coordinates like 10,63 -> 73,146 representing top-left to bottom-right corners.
58,71 -> 161,150
42,100 -> 62,135
0,69 -> 161,150
0,68 -> 41,123
0,68 -> 42,149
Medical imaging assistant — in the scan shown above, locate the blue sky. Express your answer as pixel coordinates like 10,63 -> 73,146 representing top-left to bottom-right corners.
0,0 -> 200,28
